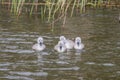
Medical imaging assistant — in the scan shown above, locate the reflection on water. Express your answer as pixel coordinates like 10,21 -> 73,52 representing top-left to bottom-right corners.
0,8 -> 120,80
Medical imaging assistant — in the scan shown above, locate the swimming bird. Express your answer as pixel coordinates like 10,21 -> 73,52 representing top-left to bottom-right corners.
74,37 -> 84,50
32,37 -> 46,51
54,41 -> 66,53
59,36 -> 74,50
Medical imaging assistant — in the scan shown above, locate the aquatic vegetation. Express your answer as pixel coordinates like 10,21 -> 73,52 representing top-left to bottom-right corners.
0,0 -> 118,23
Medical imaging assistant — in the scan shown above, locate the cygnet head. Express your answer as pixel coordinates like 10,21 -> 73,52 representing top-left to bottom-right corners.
75,37 -> 81,45
58,41 -> 65,46
60,36 -> 66,41
37,37 -> 44,45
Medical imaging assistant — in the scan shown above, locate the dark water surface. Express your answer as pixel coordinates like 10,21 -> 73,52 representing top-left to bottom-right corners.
0,9 -> 120,80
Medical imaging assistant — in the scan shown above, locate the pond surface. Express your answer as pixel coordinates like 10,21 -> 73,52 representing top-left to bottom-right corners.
0,8 -> 120,80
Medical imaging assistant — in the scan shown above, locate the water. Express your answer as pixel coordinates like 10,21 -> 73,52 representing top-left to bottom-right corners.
0,8 -> 120,80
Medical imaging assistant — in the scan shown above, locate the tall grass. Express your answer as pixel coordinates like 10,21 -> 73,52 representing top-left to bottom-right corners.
1,0 -> 115,23
10,0 -> 25,15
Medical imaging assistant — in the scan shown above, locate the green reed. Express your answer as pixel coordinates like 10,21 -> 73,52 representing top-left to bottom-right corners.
1,0 -> 113,22
10,0 -> 25,15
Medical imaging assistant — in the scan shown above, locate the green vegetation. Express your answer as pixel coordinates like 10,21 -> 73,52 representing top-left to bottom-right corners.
0,0 -> 119,23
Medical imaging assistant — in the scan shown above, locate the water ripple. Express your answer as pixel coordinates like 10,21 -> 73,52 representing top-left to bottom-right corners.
0,68 -> 10,71
0,38 -> 25,41
0,49 -> 34,54
100,63 -> 115,66
0,62 -> 13,67
56,61 -> 69,64
6,46 -> 18,49
85,62 -> 96,65
42,66 -> 80,71
85,62 -> 115,67
9,71 -> 48,77
3,75 -> 33,80
15,41 -> 33,44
